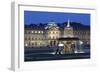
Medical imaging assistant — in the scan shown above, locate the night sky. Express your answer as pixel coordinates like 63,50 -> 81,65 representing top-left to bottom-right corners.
24,11 -> 90,26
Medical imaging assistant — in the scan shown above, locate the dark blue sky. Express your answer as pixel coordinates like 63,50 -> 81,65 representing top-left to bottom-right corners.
24,11 -> 90,26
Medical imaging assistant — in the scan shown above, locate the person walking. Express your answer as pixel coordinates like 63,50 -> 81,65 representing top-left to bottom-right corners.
55,42 -> 64,55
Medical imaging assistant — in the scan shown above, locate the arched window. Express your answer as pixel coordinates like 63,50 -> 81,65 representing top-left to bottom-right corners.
38,38 -> 40,40
56,31 -> 58,34
35,42 -> 37,46
35,38 -> 37,40
53,36 -> 55,39
25,37 -> 27,40
29,37 -> 30,40
32,37 -> 34,40
32,43 -> 34,46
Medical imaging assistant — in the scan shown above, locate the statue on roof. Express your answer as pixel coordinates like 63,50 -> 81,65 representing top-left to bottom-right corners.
45,20 -> 59,29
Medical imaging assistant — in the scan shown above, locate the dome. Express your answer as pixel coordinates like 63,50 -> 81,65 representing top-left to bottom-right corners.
48,22 -> 57,27
45,21 -> 59,29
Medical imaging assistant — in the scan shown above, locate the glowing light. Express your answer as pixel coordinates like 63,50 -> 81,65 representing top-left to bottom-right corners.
31,31 -> 34,33
25,43 -> 28,46
79,41 -> 83,45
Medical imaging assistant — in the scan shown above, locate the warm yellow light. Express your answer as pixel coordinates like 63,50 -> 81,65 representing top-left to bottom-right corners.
31,31 -> 34,33
35,31 -> 37,33
38,31 -> 41,33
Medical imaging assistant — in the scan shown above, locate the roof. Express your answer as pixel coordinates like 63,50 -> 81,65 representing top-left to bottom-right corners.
25,22 -> 90,31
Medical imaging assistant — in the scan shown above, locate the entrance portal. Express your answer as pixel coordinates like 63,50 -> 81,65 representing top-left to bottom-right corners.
50,40 -> 57,46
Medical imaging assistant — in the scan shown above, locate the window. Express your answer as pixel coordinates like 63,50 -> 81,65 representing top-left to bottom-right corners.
32,43 -> 34,46
38,42 -> 41,46
41,31 -> 43,33
48,36 -> 51,39
35,31 -> 37,33
51,31 -> 53,34
35,38 -> 37,40
35,42 -> 37,46
38,38 -> 40,40
29,42 -> 30,46
48,32 -> 51,34
31,31 -> 34,33
28,31 -> 30,34
38,31 -> 41,33
25,43 -> 28,46
32,38 -> 34,40
25,37 -> 27,40
53,36 -> 55,39
29,37 -> 30,40
41,38 -> 43,40
56,31 -> 58,34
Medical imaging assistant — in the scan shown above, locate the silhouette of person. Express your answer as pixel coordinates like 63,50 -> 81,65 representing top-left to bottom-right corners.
55,42 -> 64,55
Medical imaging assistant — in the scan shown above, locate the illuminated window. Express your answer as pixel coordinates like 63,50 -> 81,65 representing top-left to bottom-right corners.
38,31 -> 41,33
31,31 -> 34,33
38,42 -> 40,45
35,31 -> 37,33
41,31 -> 43,33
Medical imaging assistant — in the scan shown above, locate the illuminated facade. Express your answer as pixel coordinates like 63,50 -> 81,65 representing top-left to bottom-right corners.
24,20 -> 90,48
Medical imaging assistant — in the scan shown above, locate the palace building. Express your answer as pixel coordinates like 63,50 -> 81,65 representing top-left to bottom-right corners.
24,19 -> 90,50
